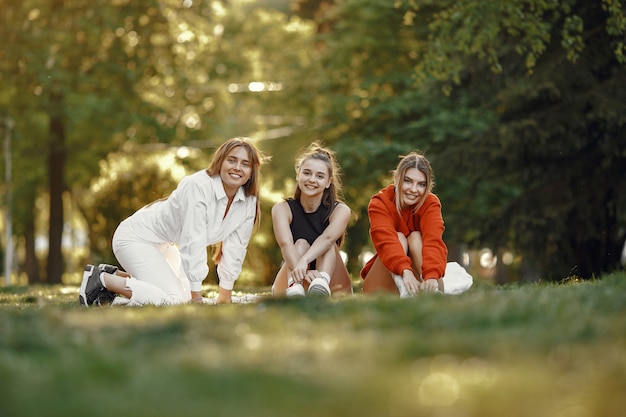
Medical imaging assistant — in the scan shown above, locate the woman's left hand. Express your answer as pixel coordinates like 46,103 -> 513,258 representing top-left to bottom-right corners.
191,291 -> 203,303
291,259 -> 310,283
216,287 -> 233,304
421,278 -> 442,292
304,269 -> 320,283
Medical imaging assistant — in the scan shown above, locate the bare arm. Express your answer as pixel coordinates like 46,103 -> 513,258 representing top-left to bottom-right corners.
272,201 -> 300,271
292,203 -> 351,279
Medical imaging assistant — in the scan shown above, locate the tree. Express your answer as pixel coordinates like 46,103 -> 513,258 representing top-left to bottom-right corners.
293,0 -> 494,275
1,0 -> 324,286
300,0 -> 626,279
0,0 -> 179,282
415,0 -> 626,278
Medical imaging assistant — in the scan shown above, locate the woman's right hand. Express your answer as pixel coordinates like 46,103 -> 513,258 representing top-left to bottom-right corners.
290,258 -> 310,283
402,270 -> 421,296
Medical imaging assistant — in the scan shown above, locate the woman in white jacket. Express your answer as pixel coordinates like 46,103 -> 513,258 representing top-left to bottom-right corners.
79,137 -> 267,306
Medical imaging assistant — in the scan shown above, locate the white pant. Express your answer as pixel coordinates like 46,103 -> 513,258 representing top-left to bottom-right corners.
112,222 -> 191,306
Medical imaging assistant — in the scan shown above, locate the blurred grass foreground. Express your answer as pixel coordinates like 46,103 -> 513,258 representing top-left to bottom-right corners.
1,273 -> 625,417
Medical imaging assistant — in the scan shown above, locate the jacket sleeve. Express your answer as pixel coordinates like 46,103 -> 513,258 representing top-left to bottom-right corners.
368,195 -> 414,276
177,182 -> 210,292
417,195 -> 448,280
216,196 -> 256,290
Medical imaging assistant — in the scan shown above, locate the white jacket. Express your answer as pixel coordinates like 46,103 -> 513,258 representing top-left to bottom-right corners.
121,171 -> 256,291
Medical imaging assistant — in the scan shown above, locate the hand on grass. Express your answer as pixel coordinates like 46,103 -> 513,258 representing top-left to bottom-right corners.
216,287 -> 232,304
191,291 -> 203,303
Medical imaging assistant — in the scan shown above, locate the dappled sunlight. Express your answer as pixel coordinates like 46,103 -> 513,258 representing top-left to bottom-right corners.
227,81 -> 283,93
383,349 -> 626,416
387,355 -> 494,414
418,372 -> 461,407
260,182 -> 286,205
1,276 -> 625,417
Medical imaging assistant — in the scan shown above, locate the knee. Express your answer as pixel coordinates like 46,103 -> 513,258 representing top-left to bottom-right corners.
318,244 -> 338,266
407,231 -> 423,252
396,232 -> 408,253
294,239 -> 310,254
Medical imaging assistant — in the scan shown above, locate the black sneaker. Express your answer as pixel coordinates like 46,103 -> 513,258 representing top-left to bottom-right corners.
94,264 -> 118,305
98,263 -> 119,274
79,265 -> 116,306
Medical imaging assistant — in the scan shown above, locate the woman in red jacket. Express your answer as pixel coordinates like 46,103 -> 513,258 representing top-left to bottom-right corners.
361,151 -> 448,296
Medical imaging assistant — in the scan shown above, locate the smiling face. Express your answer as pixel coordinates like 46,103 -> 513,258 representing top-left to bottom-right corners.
397,167 -> 427,208
296,158 -> 332,199
219,145 -> 252,197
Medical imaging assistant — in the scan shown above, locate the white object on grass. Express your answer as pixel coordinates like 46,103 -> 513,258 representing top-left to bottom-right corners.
441,262 -> 473,294
392,274 -> 411,298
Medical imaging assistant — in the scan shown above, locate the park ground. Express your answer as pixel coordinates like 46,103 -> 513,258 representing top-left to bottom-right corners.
1,272 -> 625,417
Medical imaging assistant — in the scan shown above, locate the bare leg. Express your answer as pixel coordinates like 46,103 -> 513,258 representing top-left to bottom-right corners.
362,256 -> 398,294
316,245 -> 353,295
407,231 -> 423,280
315,242 -> 336,277
271,239 -> 310,295
407,231 -> 443,291
102,271 -> 132,299
362,232 -> 413,295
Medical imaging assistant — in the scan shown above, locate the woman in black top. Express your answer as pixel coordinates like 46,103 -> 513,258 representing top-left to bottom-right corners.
271,142 -> 353,296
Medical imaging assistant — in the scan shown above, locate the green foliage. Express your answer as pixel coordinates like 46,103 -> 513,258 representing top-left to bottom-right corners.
308,0 -> 497,267
308,0 -> 626,279
3,0 -> 625,285
1,0 -> 321,283
0,0 -> 182,282
0,273 -> 625,416
419,0 -> 626,278
79,147 -> 202,263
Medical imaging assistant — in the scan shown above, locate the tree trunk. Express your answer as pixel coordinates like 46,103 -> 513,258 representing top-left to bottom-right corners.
23,207 -> 41,284
46,91 -> 66,284
573,188 -> 625,279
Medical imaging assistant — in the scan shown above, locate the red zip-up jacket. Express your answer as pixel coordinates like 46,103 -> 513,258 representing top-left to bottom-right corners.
360,184 -> 448,281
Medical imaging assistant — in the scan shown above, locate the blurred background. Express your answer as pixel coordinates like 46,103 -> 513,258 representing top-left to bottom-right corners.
1,0 -> 625,287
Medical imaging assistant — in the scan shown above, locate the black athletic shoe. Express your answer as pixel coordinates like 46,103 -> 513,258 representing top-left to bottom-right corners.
79,265 -> 116,306
98,263 -> 119,274
94,264 -> 118,305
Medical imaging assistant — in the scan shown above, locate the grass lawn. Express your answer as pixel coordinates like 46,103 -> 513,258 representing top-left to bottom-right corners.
1,272 -> 625,417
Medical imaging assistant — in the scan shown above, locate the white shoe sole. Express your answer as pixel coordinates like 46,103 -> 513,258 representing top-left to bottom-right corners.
78,265 -> 94,306
308,277 -> 331,296
286,284 -> 305,297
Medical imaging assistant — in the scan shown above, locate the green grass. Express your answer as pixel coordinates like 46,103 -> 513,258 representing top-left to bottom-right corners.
1,273 -> 625,417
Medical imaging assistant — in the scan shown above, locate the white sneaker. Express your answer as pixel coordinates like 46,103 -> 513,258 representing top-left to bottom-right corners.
308,272 -> 331,296
285,278 -> 305,297
392,274 -> 411,298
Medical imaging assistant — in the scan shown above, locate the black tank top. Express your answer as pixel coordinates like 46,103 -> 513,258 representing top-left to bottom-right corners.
287,198 -> 332,245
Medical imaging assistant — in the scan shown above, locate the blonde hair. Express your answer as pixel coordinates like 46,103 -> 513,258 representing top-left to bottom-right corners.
207,137 -> 267,206
393,151 -> 434,213
207,137 -> 268,264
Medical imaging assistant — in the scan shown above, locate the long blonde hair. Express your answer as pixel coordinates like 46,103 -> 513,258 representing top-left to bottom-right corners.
393,151 -> 434,213
207,137 -> 267,210
208,137 -> 268,264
